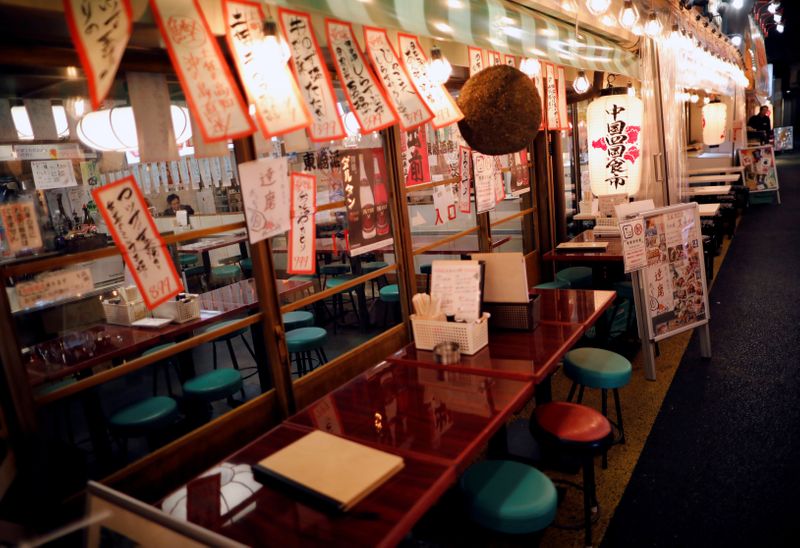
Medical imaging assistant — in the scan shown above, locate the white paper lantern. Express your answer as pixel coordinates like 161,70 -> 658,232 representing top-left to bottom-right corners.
587,89 -> 643,196
702,102 -> 727,146
76,105 -> 191,152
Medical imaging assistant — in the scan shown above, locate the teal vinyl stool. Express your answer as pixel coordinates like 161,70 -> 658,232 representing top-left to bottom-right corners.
178,254 -> 198,268
109,396 -> 179,454
535,280 -> 570,290
210,264 -> 241,287
556,266 -> 593,289
379,284 -> 400,326
184,265 -> 207,292
289,274 -> 315,282
197,319 -> 256,393
325,276 -> 361,332
612,280 -> 637,335
460,460 -> 557,535
183,368 -> 243,404
239,257 -> 253,277
141,343 -> 180,397
361,261 -> 389,297
286,327 -> 328,377
321,263 -> 350,288
564,347 -> 632,467
420,263 -> 433,292
283,310 -> 314,330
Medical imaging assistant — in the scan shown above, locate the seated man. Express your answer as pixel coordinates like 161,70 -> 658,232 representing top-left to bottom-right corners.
163,193 -> 195,217
747,106 -> 772,145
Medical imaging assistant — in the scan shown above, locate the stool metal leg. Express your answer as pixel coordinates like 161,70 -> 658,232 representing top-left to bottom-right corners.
577,385 -> 585,403
601,390 -> 609,469
613,388 -> 625,444
567,381 -> 578,402
225,339 -> 247,399
582,455 -> 597,548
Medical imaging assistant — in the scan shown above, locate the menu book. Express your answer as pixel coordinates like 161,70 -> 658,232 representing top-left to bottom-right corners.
252,430 -> 404,513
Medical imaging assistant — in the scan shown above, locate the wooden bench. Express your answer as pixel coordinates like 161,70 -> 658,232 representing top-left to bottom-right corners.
685,185 -> 733,197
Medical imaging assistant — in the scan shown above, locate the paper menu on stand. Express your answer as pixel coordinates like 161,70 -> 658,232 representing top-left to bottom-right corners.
430,260 -> 482,322
470,252 -> 529,303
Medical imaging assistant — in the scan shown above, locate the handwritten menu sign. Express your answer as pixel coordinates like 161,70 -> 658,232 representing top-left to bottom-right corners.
468,46 -> 484,76
402,125 -> 431,186
543,63 -> 560,130
31,160 -> 78,190
288,173 -> 316,274
487,51 -> 502,66
619,218 -> 647,273
326,19 -> 397,134
238,156 -> 290,244
432,184 -> 456,226
494,157 -> 506,202
278,8 -> 346,142
397,34 -> 463,129
224,0 -> 310,139
92,177 -> 183,309
64,0 -> 132,109
556,66 -> 570,130
472,152 -> 498,213
458,145 -> 472,213
365,27 -> 432,131
149,0 -> 255,143
16,268 -> 94,310
640,204 -> 709,340
0,201 -> 43,253
430,260 -> 482,322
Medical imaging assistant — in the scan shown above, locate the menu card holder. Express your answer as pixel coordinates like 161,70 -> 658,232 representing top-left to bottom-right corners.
252,430 -> 404,514
482,294 -> 541,331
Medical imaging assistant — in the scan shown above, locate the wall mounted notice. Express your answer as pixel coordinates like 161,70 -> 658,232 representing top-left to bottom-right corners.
619,218 -> 647,273
0,201 -> 43,253
472,152 -> 498,213
92,176 -> 182,309
467,46 -> 484,77
31,160 -> 78,190
458,146 -> 472,213
238,156 -> 290,245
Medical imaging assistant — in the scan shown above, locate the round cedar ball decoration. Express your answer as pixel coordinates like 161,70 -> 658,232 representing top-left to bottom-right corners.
457,64 -> 542,155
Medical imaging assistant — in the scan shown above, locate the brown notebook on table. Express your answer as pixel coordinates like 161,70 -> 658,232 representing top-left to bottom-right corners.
252,430 -> 404,513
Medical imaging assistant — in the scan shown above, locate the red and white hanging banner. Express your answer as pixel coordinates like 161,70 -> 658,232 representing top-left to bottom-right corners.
149,0 -> 255,143
326,19 -> 398,134
288,173 -> 317,275
224,0 -> 310,139
533,72 -> 545,131
458,145 -> 472,213
278,8 -> 346,142
557,66 -> 571,130
364,27 -> 433,131
487,51 -> 502,66
64,0 -> 133,110
468,46 -> 485,77
543,62 -> 561,131
398,34 -> 463,129
238,157 -> 291,244
432,184 -> 456,226
92,176 -> 183,309
505,55 -> 517,68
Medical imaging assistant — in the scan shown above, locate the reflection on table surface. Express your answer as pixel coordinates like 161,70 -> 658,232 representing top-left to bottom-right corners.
530,287 -> 617,325
543,229 -> 624,262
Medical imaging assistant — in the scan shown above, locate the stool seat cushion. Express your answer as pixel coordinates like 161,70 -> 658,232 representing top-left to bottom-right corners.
564,347 -> 632,389
320,264 -> 350,275
460,460 -> 557,534
240,257 -> 252,271
286,327 -> 327,352
379,284 -> 400,302
534,402 -> 611,444
289,274 -> 315,282
183,369 -> 243,401
420,264 -> 432,275
212,265 -> 240,279
184,265 -> 206,277
555,266 -> 593,289
110,396 -> 178,431
178,254 -> 198,267
535,280 -> 570,290
361,261 -> 389,273
197,319 -> 248,339
283,310 -> 314,330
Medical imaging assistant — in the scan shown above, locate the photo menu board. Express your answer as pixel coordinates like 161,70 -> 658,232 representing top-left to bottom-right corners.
639,203 -> 710,341
738,145 -> 779,193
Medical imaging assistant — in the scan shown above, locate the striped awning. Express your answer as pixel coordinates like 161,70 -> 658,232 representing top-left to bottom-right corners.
271,0 -> 640,79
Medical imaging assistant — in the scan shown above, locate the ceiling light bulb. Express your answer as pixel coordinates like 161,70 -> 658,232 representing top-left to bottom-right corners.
573,71 -> 591,94
618,0 -> 639,29
73,98 -> 86,118
774,13 -> 782,24
776,23 -> 784,33
690,93 -> 699,104
768,2 -> 780,15
586,0 -> 611,16
644,12 -> 662,38
427,46 -> 452,85
519,57 -> 542,78
560,0 -> 577,12
262,21 -> 290,64
627,82 -> 636,97
731,0 -> 743,9
731,35 -> 742,47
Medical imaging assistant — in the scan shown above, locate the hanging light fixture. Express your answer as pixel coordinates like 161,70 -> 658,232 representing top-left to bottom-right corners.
76,105 -> 191,152
702,100 -> 727,146
768,2 -> 780,15
690,93 -> 700,103
585,0 -> 611,16
573,71 -> 591,94
560,0 -> 577,12
618,0 -> 640,30
427,45 -> 452,85
627,82 -> 636,97
776,23 -> 784,33
774,13 -> 782,24
261,19 -> 290,65
11,105 -> 70,140
730,35 -> 742,47
519,57 -> 541,78
731,0 -> 744,9
644,11 -> 662,38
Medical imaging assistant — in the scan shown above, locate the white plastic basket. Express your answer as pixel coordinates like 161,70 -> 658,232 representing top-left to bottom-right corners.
410,314 -> 490,355
153,296 -> 201,323
102,300 -> 147,326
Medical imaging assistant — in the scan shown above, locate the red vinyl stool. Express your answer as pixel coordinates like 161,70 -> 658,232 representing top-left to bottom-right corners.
531,402 -> 613,548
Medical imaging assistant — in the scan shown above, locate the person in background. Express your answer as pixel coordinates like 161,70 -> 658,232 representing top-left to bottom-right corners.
747,106 -> 772,145
163,193 -> 195,217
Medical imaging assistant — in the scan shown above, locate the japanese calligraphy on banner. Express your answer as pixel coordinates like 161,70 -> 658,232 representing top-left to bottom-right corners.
342,149 -> 393,257
533,74 -> 545,131
401,125 -> 431,186
587,93 -> 643,196
472,152 -> 498,213
543,63 -> 560,130
238,156 -> 290,244
288,173 -> 317,275
149,0 -> 255,143
16,268 -> 94,310
556,66 -> 570,130
0,201 -> 43,253
458,145 -> 472,213
224,0 -> 310,139
505,55 -> 517,67
467,46 -> 484,77
326,19 -> 397,134
432,184 -> 456,226
31,160 -> 78,190
364,27 -> 432,131
278,8 -> 346,142
509,150 -> 530,196
64,0 -> 132,109
487,51 -> 502,66
494,157 -> 506,202
398,34 -> 463,129
92,177 -> 182,309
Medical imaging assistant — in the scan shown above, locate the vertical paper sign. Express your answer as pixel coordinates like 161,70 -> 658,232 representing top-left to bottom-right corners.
533,73 -> 545,130
543,63 -> 560,130
432,184 -> 456,225
127,72 -> 179,162
458,145 -> 472,213
64,0 -> 133,109
169,161 -> 181,189
150,0 -> 255,143
364,27 -> 433,131
494,157 -> 506,202
326,19 -> 398,134
288,173 -> 317,274
398,34 -> 463,129
279,8 -> 346,142
487,51 -> 502,66
401,126 -> 431,186
31,160 -> 78,190
505,55 -> 517,67
238,156 -> 290,244
468,46 -> 485,77
619,218 -> 647,273
473,152 -> 498,213
0,201 -> 43,253
224,0 -> 310,139
557,66 -> 570,130
92,177 -> 183,309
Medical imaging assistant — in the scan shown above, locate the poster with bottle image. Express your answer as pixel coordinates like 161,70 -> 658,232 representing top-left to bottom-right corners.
343,148 -> 393,257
